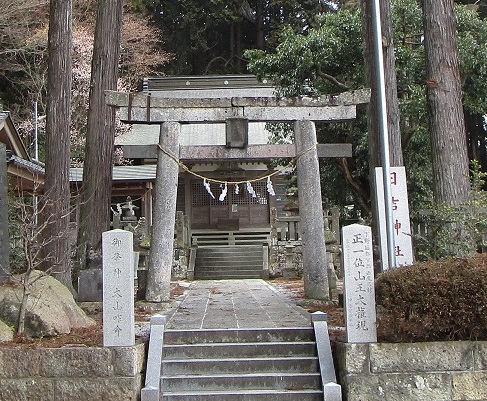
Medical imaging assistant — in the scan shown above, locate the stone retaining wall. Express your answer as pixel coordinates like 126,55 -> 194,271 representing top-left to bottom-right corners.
336,340 -> 487,401
0,343 -> 146,401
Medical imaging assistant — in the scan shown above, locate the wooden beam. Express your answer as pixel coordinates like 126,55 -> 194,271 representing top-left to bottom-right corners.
122,143 -> 352,160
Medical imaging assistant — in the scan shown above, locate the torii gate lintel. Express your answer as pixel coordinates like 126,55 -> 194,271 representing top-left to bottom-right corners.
105,88 -> 370,124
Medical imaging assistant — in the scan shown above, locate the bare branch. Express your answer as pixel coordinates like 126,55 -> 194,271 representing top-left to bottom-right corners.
316,66 -> 351,91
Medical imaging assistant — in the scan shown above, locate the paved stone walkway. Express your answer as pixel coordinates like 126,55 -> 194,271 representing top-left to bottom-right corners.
166,279 -> 312,330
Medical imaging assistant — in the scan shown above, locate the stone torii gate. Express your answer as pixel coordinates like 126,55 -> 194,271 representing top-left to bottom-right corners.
106,89 -> 370,302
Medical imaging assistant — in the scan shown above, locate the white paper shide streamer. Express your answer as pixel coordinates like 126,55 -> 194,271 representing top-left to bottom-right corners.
203,178 -> 215,199
266,176 -> 275,196
203,176 -> 276,201
219,182 -> 228,201
246,181 -> 257,198
111,204 -> 122,215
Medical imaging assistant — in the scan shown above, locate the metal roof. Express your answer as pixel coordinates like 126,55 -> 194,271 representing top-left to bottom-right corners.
115,122 -> 270,147
142,74 -> 275,99
116,75 -> 274,147
69,164 -> 157,182
144,74 -> 274,92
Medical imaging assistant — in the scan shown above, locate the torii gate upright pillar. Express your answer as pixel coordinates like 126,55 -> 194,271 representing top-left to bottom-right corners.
146,122 -> 180,302
295,121 -> 330,300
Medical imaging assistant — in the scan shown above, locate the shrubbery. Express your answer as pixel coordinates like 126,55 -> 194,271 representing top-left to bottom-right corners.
375,254 -> 487,342
412,161 -> 487,260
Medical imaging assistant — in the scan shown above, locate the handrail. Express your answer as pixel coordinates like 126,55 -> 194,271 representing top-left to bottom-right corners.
191,229 -> 271,246
187,246 -> 197,281
311,312 -> 342,401
140,314 -> 166,401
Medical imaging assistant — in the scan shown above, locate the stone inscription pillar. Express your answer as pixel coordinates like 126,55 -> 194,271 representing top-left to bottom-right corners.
102,229 -> 135,346
146,122 -> 180,302
295,121 -> 330,300
0,144 -> 9,280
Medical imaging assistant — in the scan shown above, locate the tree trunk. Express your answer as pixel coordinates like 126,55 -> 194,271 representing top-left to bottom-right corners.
361,0 -> 404,268
256,0 -> 265,50
422,0 -> 470,206
466,113 -> 479,162
16,270 -> 33,336
0,143 -> 9,280
466,113 -> 487,177
42,0 -> 73,290
77,0 -> 123,273
361,0 -> 403,170
236,23 -> 243,72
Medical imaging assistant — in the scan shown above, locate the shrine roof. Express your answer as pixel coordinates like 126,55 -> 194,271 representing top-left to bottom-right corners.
143,75 -> 275,97
69,164 -> 158,183
115,122 -> 270,147
115,75 -> 274,148
0,111 -> 30,160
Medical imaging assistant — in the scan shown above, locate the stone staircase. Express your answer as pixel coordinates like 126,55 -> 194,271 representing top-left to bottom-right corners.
159,327 -> 323,401
194,245 -> 265,280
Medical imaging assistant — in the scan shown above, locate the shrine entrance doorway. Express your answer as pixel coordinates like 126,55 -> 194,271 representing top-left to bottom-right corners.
190,178 -> 270,230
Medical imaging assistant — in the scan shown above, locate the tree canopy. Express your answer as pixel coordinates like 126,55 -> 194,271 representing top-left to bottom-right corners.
245,1 -> 487,214
142,0 -> 338,74
1,0 -> 487,272
0,0 -> 171,164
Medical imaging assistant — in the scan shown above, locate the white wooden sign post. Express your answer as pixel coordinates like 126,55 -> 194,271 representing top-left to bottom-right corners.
375,166 -> 414,270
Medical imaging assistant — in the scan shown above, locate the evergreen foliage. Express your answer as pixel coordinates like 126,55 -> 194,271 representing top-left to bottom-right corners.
413,161 -> 487,260
142,0 -> 336,75
246,1 -> 487,216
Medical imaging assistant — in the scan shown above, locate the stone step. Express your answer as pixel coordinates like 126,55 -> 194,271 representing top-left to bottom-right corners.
161,389 -> 324,401
197,247 -> 263,252
159,328 -> 322,401
196,251 -> 263,256
194,270 -> 263,278
195,255 -> 263,264
196,258 -> 263,270
161,357 -> 320,376
195,245 -> 264,279
194,271 -> 263,280
164,328 -> 315,344
195,256 -> 263,265
196,248 -> 262,257
163,341 -> 317,359
196,246 -> 263,254
161,372 -> 322,392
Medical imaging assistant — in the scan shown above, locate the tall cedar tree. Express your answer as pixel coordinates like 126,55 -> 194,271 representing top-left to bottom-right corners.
42,0 -> 73,290
422,0 -> 470,205
77,0 -> 123,272
360,0 -> 403,252
361,0 -> 403,168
